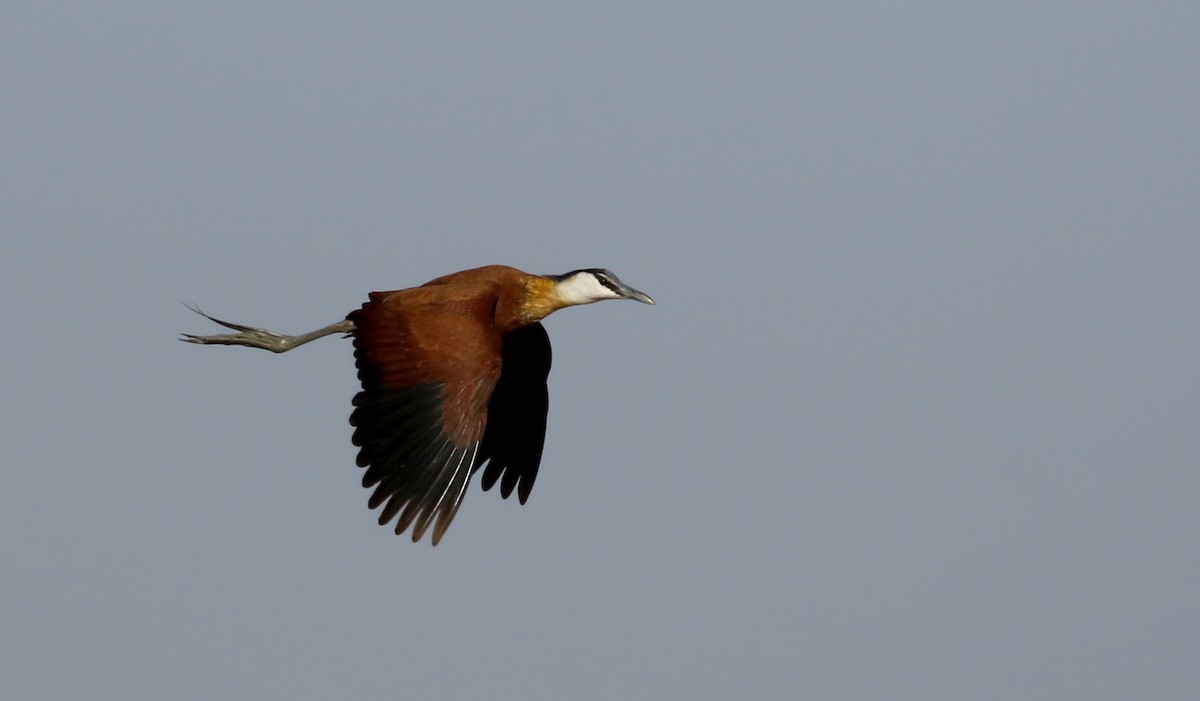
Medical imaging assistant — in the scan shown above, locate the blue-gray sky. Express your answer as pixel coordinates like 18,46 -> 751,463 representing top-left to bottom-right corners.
4,3 -> 1199,699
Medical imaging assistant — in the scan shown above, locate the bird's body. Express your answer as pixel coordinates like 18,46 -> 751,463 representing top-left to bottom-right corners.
183,265 -> 652,544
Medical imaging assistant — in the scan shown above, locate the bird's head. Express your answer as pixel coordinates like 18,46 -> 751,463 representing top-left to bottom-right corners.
550,268 -> 655,307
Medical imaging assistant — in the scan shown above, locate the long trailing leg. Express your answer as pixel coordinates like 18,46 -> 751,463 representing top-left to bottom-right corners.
180,303 -> 355,353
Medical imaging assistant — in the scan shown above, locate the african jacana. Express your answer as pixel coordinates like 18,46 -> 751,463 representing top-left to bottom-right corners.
182,265 -> 653,545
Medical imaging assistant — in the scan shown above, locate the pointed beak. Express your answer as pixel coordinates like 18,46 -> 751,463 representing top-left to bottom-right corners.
618,283 -> 655,305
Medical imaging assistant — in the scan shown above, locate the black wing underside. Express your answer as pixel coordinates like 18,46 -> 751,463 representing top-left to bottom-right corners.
350,383 -> 481,544
479,323 -> 552,504
349,322 -> 552,544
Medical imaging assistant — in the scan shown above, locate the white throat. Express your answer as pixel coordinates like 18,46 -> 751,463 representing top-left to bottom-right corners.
554,273 -> 621,306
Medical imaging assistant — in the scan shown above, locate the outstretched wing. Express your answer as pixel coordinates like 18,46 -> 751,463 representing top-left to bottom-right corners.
348,284 -> 502,545
479,323 -> 552,504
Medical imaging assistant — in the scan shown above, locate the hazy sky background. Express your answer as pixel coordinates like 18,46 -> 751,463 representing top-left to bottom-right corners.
4,3 -> 1198,699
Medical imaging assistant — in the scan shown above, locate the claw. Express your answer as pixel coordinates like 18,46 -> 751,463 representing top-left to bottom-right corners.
179,303 -> 287,351
183,303 -> 257,333
180,303 -> 353,354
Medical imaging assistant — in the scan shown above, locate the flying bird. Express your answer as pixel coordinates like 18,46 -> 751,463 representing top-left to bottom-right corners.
182,265 -> 653,545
